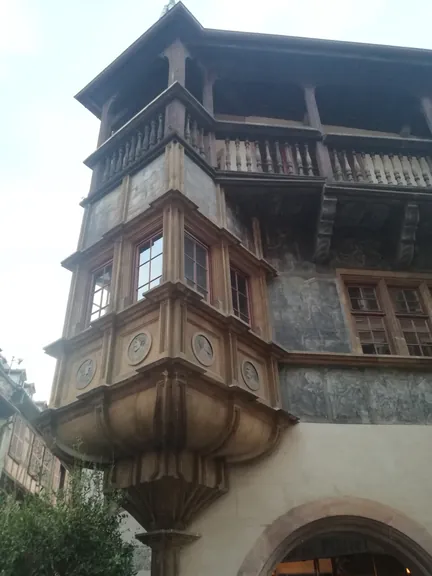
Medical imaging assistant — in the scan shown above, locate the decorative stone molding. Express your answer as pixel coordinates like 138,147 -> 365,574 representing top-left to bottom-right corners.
127,332 -> 152,365
396,202 -> 419,267
191,333 -> 214,367
75,358 -> 96,390
241,360 -> 260,391
314,195 -> 337,264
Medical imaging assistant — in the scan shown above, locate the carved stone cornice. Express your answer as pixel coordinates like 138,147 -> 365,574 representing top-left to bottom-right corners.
314,194 -> 337,263
281,350 -> 432,370
396,202 -> 420,267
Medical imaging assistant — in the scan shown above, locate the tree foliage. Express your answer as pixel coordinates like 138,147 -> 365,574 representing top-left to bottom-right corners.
0,469 -> 136,576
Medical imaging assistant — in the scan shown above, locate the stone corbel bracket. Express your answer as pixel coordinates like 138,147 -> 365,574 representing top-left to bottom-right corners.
314,194 -> 338,264
396,202 -> 419,268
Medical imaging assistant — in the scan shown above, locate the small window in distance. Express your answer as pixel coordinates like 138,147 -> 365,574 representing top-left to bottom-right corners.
9,416 -> 25,462
230,268 -> 250,324
184,234 -> 209,299
136,232 -> 163,300
90,263 -> 112,323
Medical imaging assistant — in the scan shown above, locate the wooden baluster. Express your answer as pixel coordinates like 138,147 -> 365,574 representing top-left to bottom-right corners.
399,154 -> 411,185
420,156 -> 432,186
185,115 -> 191,144
157,113 -> 164,143
123,142 -> 130,169
372,153 -> 383,183
284,142 -> 294,175
129,135 -> 136,163
342,150 -> 353,181
102,157 -> 110,181
149,120 -> 157,147
235,139 -> 242,171
225,138 -> 231,170
135,131 -> 143,160
109,151 -> 117,177
382,154 -> 392,184
333,150 -> 343,181
143,125 -> 150,152
199,128 -> 206,158
390,154 -> 402,185
352,151 -> 363,181
409,155 -> 421,185
116,147 -> 124,173
255,141 -> 262,172
295,143 -> 304,175
265,141 -> 273,173
361,152 -> 373,183
304,144 -> 314,176
245,140 -> 252,172
192,120 -> 198,150
275,141 -> 283,173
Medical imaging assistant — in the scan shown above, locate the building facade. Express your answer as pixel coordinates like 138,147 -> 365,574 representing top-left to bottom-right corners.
0,354 -> 65,495
42,4 -> 432,576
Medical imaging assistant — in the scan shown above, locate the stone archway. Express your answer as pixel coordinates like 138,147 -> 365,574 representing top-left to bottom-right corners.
237,497 -> 432,576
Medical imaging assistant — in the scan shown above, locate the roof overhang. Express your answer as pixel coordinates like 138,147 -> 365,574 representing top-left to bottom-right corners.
75,1 -> 432,119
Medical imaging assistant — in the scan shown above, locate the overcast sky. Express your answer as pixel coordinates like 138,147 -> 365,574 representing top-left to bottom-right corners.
1,0 -> 432,400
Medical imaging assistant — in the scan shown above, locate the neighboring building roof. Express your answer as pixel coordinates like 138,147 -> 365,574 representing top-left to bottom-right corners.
75,1 -> 432,119
0,354 -> 42,426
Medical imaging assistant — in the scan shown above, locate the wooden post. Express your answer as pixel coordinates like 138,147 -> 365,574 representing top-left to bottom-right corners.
164,39 -> 188,86
304,85 -> 333,179
97,95 -> 117,147
203,70 -> 215,114
421,96 -> 432,137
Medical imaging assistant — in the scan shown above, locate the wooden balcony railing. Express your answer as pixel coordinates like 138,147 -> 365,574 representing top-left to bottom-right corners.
184,113 -> 209,162
216,137 -> 318,176
328,146 -> 432,188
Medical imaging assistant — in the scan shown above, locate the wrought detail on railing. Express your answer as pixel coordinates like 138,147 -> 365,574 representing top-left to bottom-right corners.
329,148 -> 432,187
184,113 -> 208,161
216,138 -> 318,176
99,111 -> 165,187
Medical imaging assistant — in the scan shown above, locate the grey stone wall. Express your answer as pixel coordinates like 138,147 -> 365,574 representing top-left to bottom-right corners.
280,365 -> 432,424
184,156 -> 218,223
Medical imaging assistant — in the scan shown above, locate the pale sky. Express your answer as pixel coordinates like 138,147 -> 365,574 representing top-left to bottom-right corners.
1,0 -> 432,400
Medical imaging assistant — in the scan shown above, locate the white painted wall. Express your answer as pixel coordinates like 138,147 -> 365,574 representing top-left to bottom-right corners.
180,423 -> 432,576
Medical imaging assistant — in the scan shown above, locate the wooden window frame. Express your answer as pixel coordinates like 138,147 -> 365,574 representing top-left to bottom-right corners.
184,232 -> 211,301
87,261 -> 113,325
134,230 -> 164,302
8,415 -> 25,464
28,434 -> 45,480
338,270 -> 432,357
230,266 -> 252,325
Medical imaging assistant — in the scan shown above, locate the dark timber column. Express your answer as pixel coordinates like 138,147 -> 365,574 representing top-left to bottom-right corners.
164,40 -> 188,136
304,85 -> 333,178
421,97 -> 432,137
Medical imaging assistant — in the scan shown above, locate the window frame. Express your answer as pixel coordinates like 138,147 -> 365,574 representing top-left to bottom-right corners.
134,230 -> 164,302
8,415 -> 26,463
339,270 -> 432,357
230,266 -> 252,325
87,261 -> 113,325
184,232 -> 211,301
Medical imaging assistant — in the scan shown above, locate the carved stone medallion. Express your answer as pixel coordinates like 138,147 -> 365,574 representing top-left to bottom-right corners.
241,360 -> 260,391
76,359 -> 96,390
192,333 -> 214,367
128,332 -> 152,366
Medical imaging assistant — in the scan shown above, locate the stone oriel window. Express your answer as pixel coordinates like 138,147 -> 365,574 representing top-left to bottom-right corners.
342,274 -> 432,357
230,267 -> 251,324
184,233 -> 209,300
136,232 -> 163,301
89,262 -> 112,323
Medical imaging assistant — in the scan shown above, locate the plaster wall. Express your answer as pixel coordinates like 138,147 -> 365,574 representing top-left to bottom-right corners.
180,423 -> 432,576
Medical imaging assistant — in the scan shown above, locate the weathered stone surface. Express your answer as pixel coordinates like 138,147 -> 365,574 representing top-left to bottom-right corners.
84,185 -> 122,248
127,155 -> 165,221
280,366 -> 432,424
184,156 -> 218,222
226,196 -> 254,252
